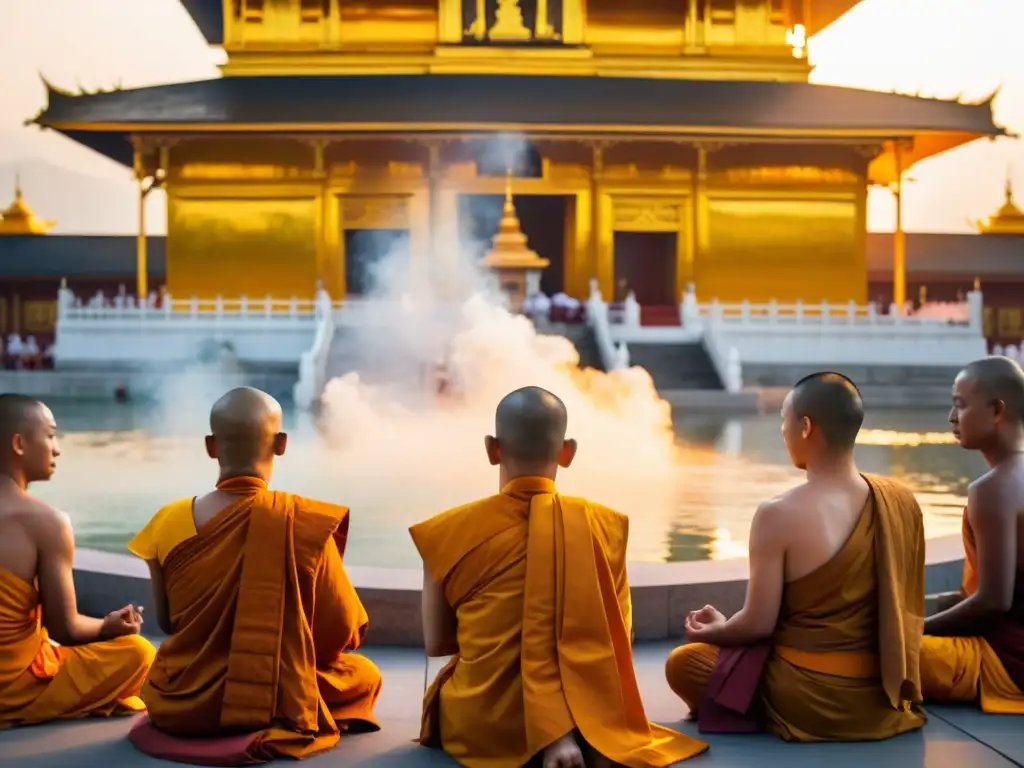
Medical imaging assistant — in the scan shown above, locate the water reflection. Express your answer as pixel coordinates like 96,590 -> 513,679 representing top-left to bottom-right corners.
34,403 -> 982,568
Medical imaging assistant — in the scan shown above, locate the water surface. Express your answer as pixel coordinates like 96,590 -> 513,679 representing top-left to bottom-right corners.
37,402 -> 980,567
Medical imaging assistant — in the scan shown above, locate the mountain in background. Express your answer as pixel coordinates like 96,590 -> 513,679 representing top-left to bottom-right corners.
0,150 -> 166,236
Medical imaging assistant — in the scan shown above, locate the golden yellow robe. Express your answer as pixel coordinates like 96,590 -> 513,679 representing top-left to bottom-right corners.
920,513 -> 1024,713
666,474 -> 927,741
0,568 -> 154,729
409,476 -> 707,768
128,476 -> 381,760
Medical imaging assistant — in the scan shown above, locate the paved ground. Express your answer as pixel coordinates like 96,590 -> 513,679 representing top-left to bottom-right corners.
3,643 -> 1023,767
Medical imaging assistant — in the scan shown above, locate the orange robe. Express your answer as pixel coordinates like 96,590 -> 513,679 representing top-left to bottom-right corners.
920,513 -> 1024,713
0,568 -> 154,729
665,474 -> 927,741
127,476 -> 381,760
409,476 -> 707,768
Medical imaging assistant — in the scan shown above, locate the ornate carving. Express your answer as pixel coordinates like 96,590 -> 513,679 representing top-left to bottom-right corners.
387,162 -> 424,179
723,166 -> 859,185
23,300 -> 58,333
613,198 -> 682,232
342,197 -> 410,230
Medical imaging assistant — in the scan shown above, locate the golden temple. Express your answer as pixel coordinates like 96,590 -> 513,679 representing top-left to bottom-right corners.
30,0 -> 1004,307
977,173 -> 1024,236
0,177 -> 56,236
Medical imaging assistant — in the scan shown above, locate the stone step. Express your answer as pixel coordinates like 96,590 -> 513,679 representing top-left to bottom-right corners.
627,342 -> 724,391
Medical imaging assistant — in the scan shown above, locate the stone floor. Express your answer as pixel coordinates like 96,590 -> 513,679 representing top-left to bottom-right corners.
3,643 -> 1023,767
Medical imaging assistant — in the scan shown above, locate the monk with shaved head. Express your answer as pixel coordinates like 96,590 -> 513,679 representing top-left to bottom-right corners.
666,372 -> 927,741
921,356 -> 1024,713
127,387 -> 381,763
410,386 -> 707,767
0,394 -> 154,728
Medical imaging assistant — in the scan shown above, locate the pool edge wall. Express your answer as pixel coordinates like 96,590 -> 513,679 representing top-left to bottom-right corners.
74,537 -> 965,647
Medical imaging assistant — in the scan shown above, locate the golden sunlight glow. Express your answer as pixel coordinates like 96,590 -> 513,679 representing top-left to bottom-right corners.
857,429 -> 959,447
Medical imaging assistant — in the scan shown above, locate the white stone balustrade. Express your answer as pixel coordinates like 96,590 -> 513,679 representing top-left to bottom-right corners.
600,286 -> 988,368
54,287 -> 339,366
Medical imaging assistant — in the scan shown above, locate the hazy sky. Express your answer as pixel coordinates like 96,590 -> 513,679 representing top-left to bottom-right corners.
1,0 -> 1022,233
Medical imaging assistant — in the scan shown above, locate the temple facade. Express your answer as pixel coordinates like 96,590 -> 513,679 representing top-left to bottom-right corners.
30,0 -> 1003,307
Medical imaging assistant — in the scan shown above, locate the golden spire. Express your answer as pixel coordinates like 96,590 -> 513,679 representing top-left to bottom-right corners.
977,167 -> 1024,235
0,174 -> 56,235
488,0 -> 531,41
481,170 -> 549,270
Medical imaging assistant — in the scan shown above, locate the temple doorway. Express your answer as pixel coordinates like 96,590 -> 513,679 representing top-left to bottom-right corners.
458,194 -> 567,296
344,229 -> 410,297
613,232 -> 677,306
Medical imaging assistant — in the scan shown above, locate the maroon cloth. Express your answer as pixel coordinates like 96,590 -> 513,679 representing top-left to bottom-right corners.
127,714 -> 265,766
697,644 -> 772,734
985,587 -> 1024,692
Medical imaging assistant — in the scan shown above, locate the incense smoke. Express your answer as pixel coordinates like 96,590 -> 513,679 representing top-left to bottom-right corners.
317,136 -> 681,561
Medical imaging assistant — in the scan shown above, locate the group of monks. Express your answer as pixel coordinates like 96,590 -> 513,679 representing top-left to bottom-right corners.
1,355 -> 1024,767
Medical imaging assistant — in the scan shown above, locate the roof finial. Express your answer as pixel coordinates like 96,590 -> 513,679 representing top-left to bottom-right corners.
504,166 -> 513,205
1006,165 -> 1015,204
13,172 -> 22,202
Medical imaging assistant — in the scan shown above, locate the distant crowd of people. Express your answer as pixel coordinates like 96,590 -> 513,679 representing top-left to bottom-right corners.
1,334 -> 53,370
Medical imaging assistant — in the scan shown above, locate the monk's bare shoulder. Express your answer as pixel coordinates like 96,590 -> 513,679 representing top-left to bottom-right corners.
6,494 -> 71,544
967,469 -> 1016,523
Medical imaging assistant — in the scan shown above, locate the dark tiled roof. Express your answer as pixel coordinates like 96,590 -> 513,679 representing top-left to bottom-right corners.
0,235 -> 166,279
34,75 -> 1003,165
867,232 -> 1024,278
179,0 -> 223,44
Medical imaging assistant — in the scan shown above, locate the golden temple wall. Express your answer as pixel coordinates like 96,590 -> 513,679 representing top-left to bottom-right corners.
156,136 -> 871,305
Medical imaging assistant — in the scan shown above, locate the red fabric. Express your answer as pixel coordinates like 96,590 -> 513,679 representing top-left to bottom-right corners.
697,644 -> 771,734
128,714 -> 265,766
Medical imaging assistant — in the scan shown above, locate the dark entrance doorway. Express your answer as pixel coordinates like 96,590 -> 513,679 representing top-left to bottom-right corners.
613,232 -> 677,306
344,229 -> 410,297
458,194 -> 567,296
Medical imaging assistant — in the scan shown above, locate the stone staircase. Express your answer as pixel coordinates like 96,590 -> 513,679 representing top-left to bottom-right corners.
534,319 -> 605,371
626,342 -> 724,390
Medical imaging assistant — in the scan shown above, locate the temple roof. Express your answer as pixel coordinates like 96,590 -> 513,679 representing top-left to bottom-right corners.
867,233 -> 1024,280
0,177 -> 57,235
976,175 -> 1024,235
32,74 -> 1004,182
0,235 -> 166,279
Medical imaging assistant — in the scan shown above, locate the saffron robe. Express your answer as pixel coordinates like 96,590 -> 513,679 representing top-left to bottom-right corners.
409,476 -> 708,768
127,477 -> 381,761
920,513 -> 1024,713
0,568 -> 154,729
665,474 -> 927,741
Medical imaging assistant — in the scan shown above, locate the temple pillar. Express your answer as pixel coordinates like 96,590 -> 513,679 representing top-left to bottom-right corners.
132,139 -> 148,299
693,143 -> 709,299
892,140 -> 907,311
592,144 -> 614,299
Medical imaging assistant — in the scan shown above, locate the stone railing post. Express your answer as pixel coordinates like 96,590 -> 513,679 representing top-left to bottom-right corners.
624,291 -> 641,329
726,347 -> 742,393
680,282 -> 699,327
615,342 -> 630,369
767,298 -> 778,324
215,295 -> 224,319
967,289 -> 984,331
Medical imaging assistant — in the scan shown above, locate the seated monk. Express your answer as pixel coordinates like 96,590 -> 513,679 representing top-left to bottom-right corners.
410,386 -> 708,768
665,373 -> 927,741
0,394 -> 154,729
921,356 -> 1024,713
126,386 -> 381,763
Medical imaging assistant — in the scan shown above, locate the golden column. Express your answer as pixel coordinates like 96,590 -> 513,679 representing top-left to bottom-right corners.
132,138 -> 148,299
892,140 -> 906,311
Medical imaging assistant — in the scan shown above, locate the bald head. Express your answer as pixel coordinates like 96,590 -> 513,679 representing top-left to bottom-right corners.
0,394 -> 59,482
961,356 -> 1024,423
208,387 -> 284,468
494,387 -> 568,466
790,372 -> 864,452
0,394 -> 44,447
